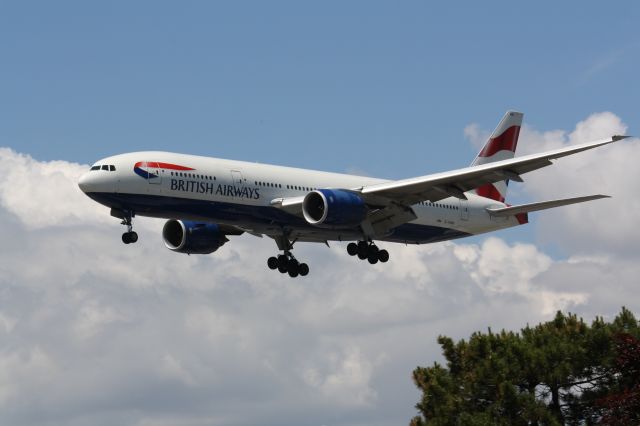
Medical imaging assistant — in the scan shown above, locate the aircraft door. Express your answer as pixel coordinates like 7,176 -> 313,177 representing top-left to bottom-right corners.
459,199 -> 469,221
148,162 -> 162,185
231,170 -> 244,187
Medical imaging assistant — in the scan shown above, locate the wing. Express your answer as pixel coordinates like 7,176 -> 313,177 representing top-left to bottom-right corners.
270,135 -> 627,233
359,135 -> 627,205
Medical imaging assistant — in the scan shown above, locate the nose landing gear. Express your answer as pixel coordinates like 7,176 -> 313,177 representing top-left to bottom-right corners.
119,210 -> 138,244
347,241 -> 388,264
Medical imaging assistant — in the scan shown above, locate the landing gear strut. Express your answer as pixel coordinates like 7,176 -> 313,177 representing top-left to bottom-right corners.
120,211 -> 138,244
268,234 -> 309,278
347,241 -> 388,264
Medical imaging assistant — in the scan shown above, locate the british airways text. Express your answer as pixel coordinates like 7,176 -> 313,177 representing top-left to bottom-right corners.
170,179 -> 260,199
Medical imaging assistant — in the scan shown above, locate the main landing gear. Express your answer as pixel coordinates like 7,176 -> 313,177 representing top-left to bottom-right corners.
267,252 -> 309,278
267,235 -> 309,278
347,241 -> 389,264
120,211 -> 138,244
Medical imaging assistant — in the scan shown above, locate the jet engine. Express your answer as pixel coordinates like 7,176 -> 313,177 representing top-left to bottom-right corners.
162,219 -> 229,254
302,189 -> 368,227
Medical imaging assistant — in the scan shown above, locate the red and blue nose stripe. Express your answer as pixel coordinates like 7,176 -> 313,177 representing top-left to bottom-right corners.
133,161 -> 195,179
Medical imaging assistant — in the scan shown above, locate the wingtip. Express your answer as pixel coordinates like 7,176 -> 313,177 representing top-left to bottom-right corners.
612,135 -> 631,141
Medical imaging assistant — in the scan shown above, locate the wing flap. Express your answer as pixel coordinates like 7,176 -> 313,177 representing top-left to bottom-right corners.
486,194 -> 610,217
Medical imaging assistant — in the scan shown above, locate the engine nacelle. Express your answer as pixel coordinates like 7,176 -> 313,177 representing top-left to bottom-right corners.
302,189 -> 368,227
162,219 -> 229,254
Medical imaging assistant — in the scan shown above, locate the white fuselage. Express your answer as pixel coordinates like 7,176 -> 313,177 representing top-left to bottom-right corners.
78,151 -> 522,245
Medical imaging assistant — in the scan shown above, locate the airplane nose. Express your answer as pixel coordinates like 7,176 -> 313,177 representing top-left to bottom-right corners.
78,172 -> 91,193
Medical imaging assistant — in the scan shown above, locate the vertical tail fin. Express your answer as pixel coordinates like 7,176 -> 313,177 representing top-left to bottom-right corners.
471,111 -> 523,202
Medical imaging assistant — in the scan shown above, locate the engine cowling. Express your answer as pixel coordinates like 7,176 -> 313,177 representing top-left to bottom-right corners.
162,219 -> 229,254
302,189 -> 368,227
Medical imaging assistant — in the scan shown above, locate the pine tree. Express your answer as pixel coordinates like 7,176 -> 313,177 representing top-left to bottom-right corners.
411,307 -> 640,425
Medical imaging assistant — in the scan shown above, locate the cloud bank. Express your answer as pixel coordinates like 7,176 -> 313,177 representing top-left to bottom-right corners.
0,112 -> 638,425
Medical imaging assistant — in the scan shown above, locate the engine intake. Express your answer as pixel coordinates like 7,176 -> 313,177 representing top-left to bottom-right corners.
162,219 -> 229,254
302,189 -> 367,227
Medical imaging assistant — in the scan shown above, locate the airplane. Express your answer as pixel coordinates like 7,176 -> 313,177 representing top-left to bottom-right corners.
78,111 -> 627,278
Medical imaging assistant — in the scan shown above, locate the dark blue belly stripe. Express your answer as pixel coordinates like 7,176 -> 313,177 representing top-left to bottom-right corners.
85,192 -> 470,244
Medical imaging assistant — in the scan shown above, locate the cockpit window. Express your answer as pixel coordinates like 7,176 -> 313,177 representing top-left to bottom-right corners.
101,165 -> 109,171
109,165 -> 116,171
90,166 -> 100,171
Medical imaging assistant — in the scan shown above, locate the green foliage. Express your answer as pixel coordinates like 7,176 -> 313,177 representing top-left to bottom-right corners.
598,332 -> 640,425
411,307 -> 640,425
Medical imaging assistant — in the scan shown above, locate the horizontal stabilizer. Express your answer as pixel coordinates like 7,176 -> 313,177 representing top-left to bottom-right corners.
486,194 -> 610,217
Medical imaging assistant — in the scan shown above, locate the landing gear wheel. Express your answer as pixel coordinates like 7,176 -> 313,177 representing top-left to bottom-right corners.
268,236 -> 310,277
267,257 -> 279,270
357,241 -> 368,257
276,254 -> 289,273
299,263 -> 309,276
271,255 -> 308,277
122,231 -> 138,244
351,241 -> 389,265
287,259 -> 299,276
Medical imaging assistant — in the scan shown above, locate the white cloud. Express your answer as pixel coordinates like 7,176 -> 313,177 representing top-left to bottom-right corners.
0,347 -> 58,404
301,345 -> 378,407
514,112 -> 640,254
0,117 -> 638,426
464,122 -> 490,150
0,148 -> 107,229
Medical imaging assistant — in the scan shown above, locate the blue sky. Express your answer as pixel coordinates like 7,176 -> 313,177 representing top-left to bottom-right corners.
2,1 -> 638,178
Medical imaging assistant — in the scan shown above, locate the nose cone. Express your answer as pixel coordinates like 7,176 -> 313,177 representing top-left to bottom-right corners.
78,172 -> 91,193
